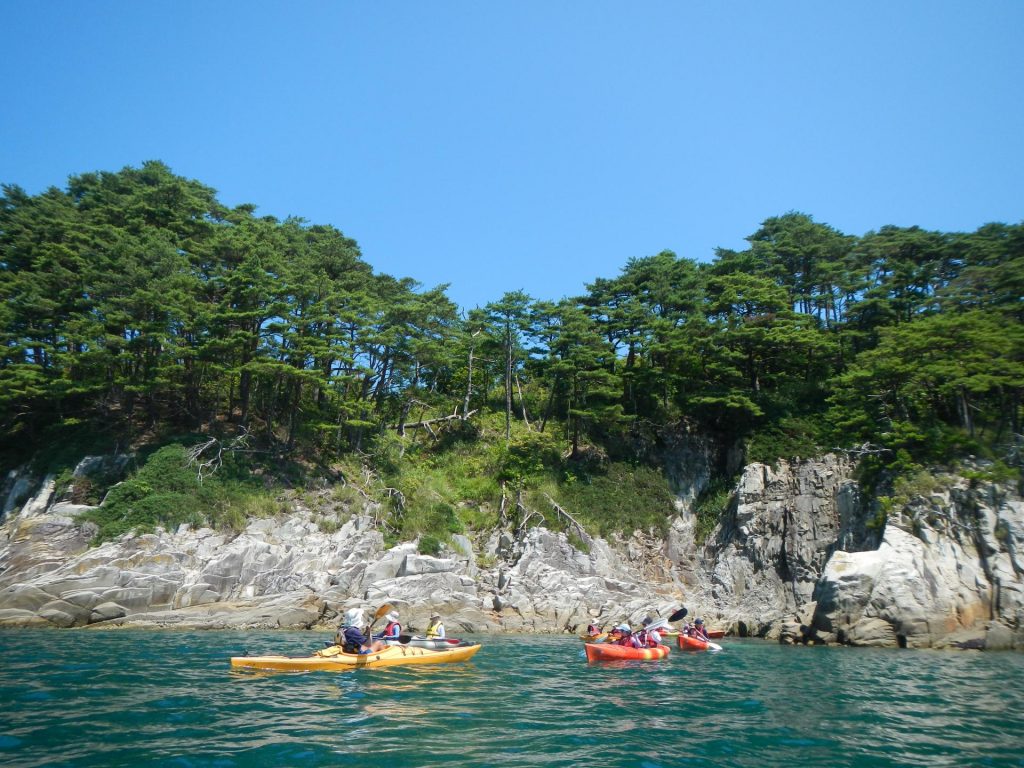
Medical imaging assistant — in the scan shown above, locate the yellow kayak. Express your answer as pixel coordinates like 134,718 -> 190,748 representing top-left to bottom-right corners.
231,642 -> 481,672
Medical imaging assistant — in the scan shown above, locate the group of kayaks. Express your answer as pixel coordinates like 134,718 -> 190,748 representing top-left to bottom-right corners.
231,630 -> 721,671
582,628 -> 725,662
230,604 -> 723,672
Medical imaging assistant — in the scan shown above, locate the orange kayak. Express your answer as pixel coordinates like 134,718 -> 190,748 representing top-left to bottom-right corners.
677,635 -> 723,652
584,643 -> 669,662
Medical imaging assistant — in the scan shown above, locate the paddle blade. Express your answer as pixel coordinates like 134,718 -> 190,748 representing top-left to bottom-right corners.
369,603 -> 393,628
646,618 -> 671,633
668,607 -> 688,622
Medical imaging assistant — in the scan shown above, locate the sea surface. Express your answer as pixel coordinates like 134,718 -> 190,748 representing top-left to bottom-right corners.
1,629 -> 1022,767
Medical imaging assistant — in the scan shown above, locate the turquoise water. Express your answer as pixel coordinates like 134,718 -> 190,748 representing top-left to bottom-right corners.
1,630 -> 1022,767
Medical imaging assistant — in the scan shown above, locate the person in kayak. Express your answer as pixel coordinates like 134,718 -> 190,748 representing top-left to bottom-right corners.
425,613 -> 446,639
374,610 -> 402,642
691,617 -> 710,641
612,623 -> 643,648
338,608 -> 386,654
638,617 -> 663,647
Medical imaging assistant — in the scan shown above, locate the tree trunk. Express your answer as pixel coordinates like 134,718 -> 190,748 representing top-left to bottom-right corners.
463,335 -> 478,419
505,323 -> 513,440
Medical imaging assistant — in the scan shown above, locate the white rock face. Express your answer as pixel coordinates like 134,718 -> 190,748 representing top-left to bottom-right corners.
695,455 -> 870,633
0,455 -> 1021,649
810,480 -> 1024,648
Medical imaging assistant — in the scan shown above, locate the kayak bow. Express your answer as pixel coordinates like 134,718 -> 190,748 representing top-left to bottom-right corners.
676,635 -> 723,652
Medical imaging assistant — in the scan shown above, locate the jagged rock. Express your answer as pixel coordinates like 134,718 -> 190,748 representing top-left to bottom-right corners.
700,455 -> 866,634
397,554 -> 457,577
0,452 -> 1021,648
90,602 -> 127,622
842,617 -> 898,647
39,598 -> 91,627
1,467 -> 35,518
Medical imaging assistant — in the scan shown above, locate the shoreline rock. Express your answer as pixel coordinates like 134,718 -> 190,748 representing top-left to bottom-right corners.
1,454 -> 1021,650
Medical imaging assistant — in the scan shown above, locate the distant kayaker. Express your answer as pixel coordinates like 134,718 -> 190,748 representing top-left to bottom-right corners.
338,608 -> 386,654
374,610 -> 402,641
691,617 -> 710,641
425,613 -> 446,639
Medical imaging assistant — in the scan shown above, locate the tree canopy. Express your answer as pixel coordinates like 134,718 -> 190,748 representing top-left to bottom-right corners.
2,164 -> 1021,487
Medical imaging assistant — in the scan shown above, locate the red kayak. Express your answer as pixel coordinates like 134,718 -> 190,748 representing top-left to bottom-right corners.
585,643 -> 669,662
677,635 -> 723,652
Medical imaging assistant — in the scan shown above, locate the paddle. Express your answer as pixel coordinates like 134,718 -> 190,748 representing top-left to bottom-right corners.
387,634 -> 465,646
668,606 -> 688,623
369,603 -> 393,629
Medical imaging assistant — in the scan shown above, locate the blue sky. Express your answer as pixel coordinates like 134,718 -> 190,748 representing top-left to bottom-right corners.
2,2 -> 1021,311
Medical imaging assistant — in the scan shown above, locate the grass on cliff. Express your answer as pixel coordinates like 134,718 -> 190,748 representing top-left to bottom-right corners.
370,414 -> 677,548
80,444 -> 282,542
71,413 -> 682,548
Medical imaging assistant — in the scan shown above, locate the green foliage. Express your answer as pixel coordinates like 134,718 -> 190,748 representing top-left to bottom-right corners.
559,462 -> 675,537
958,460 -> 1019,487
80,443 -> 277,542
746,417 -> 825,464
496,429 -> 563,485
418,533 -> 443,557
3,163 -> 1022,546
692,476 -> 735,544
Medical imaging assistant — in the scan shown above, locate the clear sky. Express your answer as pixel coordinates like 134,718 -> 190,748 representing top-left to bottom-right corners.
2,2 -> 1021,311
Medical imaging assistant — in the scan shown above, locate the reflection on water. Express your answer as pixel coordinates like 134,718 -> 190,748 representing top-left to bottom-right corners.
1,630 -> 1023,767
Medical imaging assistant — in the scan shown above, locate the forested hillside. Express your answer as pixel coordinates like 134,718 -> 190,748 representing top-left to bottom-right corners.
2,162 -> 1021,544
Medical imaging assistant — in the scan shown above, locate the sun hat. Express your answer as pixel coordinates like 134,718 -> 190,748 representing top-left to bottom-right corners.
615,623 -> 631,633
386,611 -> 400,622
343,608 -> 365,627
430,613 -> 441,620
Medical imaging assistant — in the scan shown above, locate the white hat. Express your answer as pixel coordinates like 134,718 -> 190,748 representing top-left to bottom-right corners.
342,608 -> 365,628
385,611 -> 400,622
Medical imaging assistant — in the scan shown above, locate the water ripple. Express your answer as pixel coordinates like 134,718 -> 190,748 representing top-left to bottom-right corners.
2,630 -> 1024,767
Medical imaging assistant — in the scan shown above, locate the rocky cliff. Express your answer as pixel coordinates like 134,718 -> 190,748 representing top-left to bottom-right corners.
2,453 -> 1022,649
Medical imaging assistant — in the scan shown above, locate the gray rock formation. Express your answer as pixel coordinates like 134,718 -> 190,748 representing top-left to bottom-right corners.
691,454 -> 874,634
1,452 -> 1022,649
810,476 -> 1024,649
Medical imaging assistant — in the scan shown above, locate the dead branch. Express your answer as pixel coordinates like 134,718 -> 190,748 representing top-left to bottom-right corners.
544,493 -> 592,545
388,408 -> 477,433
514,373 -> 532,430
186,430 -> 253,483
832,442 -> 892,457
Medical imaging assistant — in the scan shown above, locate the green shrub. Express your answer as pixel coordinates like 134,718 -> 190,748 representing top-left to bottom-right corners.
692,477 -> 735,544
559,462 -> 675,537
418,533 -> 442,556
80,443 -> 277,543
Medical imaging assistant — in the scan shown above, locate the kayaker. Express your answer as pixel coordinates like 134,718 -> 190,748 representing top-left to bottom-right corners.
613,623 -> 642,648
375,610 -> 402,641
338,608 -> 386,654
638,617 -> 663,647
425,613 -> 446,639
691,617 -> 710,641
